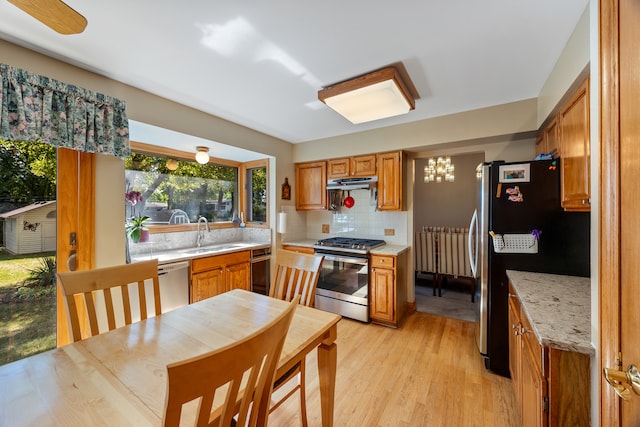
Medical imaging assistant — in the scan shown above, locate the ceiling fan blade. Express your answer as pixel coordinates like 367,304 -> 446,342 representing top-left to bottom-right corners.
8,0 -> 87,34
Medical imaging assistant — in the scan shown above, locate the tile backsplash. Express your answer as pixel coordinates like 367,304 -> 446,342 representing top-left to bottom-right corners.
284,190 -> 407,245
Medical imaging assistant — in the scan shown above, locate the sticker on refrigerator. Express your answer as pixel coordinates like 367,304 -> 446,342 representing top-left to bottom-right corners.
498,163 -> 530,183
505,186 -> 523,202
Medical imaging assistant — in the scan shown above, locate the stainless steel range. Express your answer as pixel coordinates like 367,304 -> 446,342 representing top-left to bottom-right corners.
313,237 -> 386,322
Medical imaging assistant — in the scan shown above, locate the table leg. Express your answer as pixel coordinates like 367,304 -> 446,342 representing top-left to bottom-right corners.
317,340 -> 336,427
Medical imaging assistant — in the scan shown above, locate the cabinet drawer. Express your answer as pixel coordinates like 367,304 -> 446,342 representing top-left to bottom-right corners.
191,250 -> 251,273
282,245 -> 315,254
370,255 -> 395,269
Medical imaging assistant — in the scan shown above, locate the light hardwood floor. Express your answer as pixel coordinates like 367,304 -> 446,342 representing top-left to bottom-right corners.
269,311 -> 519,426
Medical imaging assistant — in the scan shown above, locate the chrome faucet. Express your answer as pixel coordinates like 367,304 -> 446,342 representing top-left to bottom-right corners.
196,216 -> 210,247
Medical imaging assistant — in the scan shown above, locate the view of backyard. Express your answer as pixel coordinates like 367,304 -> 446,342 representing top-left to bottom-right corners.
0,251 -> 56,365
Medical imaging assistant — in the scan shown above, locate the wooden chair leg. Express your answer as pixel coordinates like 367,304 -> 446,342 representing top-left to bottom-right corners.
299,358 -> 308,427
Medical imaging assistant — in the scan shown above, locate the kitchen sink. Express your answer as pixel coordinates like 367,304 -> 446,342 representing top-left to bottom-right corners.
181,243 -> 249,255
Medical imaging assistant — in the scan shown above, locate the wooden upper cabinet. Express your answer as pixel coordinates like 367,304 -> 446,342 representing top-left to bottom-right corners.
327,154 -> 376,179
327,158 -> 350,179
535,134 -> 546,157
295,161 -> 327,210
376,151 -> 403,211
544,118 -> 560,158
559,77 -> 590,212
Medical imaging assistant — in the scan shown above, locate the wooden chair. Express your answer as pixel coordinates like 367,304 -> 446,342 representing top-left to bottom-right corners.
56,259 -> 161,342
162,296 -> 300,427
268,249 -> 324,427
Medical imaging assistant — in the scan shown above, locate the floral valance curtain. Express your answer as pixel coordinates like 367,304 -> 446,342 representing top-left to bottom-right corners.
0,64 -> 130,157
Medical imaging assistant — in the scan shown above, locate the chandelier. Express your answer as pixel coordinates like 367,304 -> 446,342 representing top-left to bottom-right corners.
424,157 -> 455,183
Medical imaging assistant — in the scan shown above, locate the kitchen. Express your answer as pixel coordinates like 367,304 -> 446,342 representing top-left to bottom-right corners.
3,0 -> 634,425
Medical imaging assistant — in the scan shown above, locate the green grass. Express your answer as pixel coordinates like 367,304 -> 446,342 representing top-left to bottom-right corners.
0,251 -> 57,366
0,251 -> 55,287
0,296 -> 56,365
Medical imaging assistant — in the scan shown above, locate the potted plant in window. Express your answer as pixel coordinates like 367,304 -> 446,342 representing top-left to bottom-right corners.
125,190 -> 150,243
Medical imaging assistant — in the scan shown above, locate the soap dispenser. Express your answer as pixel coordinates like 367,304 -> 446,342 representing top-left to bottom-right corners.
240,212 -> 246,228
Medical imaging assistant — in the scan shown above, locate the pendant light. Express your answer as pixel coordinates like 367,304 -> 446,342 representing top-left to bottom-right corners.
195,146 -> 210,164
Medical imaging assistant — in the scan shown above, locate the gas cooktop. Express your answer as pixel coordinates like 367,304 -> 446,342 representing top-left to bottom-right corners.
314,237 -> 386,253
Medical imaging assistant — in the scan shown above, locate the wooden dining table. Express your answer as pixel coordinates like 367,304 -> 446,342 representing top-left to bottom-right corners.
0,289 -> 341,426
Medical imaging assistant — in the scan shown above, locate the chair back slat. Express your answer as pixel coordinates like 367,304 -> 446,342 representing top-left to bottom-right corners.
56,259 -> 161,342
270,249 -> 324,307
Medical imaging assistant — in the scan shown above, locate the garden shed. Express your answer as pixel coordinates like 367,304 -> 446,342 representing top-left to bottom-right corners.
0,201 -> 56,255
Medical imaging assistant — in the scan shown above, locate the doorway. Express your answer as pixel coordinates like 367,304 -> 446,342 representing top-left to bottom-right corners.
413,152 -> 484,321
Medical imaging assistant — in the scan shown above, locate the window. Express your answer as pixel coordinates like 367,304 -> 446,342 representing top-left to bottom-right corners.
245,163 -> 267,223
125,151 -> 239,225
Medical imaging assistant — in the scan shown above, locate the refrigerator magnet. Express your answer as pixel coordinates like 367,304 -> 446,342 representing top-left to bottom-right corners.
506,186 -> 524,202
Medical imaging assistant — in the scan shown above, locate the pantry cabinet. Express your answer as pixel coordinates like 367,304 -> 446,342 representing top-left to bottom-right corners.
508,282 -> 590,427
376,151 -> 403,211
370,251 -> 407,327
295,161 -> 327,210
327,154 -> 377,179
190,251 -> 251,303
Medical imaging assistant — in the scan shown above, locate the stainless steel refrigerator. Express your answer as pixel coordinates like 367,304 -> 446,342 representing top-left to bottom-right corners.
468,159 -> 590,377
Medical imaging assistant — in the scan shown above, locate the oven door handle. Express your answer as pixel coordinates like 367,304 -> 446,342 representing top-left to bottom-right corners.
320,254 -> 368,266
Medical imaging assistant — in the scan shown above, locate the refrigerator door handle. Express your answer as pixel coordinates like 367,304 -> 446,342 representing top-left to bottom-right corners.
468,209 -> 478,278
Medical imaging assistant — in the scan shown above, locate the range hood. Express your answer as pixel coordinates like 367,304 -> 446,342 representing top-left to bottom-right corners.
327,176 -> 378,190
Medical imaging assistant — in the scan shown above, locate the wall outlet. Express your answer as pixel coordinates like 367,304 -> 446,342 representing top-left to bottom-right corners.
322,224 -> 330,233
384,228 -> 395,236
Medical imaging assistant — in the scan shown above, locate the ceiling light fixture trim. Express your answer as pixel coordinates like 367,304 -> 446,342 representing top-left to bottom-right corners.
195,146 -> 210,164
318,66 -> 415,124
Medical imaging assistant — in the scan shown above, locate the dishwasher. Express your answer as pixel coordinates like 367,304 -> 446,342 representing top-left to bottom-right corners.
157,260 -> 190,312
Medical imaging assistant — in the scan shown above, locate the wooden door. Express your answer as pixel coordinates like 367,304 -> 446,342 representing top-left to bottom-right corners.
559,78 -> 590,211
295,161 -> 327,210
376,151 -> 402,211
191,268 -> 225,302
327,158 -> 350,179
600,0 -> 640,424
350,154 -> 376,176
227,261 -> 251,291
508,295 -> 522,416
56,148 -> 95,346
370,267 -> 395,323
521,337 -> 548,427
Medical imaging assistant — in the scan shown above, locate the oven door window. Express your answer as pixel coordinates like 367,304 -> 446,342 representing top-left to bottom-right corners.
317,256 -> 368,299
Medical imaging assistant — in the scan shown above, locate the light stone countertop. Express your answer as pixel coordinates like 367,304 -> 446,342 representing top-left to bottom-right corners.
131,241 -> 271,265
282,240 -> 408,256
506,270 -> 593,355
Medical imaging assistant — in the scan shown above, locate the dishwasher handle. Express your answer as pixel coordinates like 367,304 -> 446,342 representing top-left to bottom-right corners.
158,261 -> 190,276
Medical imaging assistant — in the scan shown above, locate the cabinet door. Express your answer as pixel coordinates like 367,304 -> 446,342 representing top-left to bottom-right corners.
370,267 -> 395,323
560,78 -> 590,211
544,118 -> 560,158
296,161 -> 327,210
191,268 -> 225,303
376,151 -> 402,211
327,158 -> 350,179
508,296 -> 523,418
521,335 -> 548,427
350,154 -> 376,176
535,134 -> 546,157
227,261 -> 251,291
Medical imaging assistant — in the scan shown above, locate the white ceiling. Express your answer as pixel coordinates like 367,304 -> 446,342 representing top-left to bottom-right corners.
0,1 -> 588,159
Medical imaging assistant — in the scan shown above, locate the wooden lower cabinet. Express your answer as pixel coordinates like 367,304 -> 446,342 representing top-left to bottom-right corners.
508,282 -> 589,427
370,252 -> 407,327
190,250 -> 251,303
